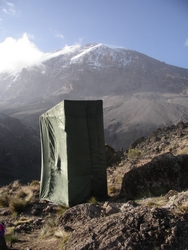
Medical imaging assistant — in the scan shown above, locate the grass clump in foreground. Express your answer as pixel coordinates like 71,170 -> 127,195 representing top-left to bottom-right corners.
60,232 -> 71,248
30,180 -> 40,187
6,234 -> 18,245
108,185 -> 118,195
5,227 -> 19,246
40,218 -> 57,239
88,196 -> 98,205
9,198 -> 28,216
14,217 -> 33,226
178,204 -> 188,213
0,193 -> 9,207
0,179 -> 40,214
56,205 -> 68,215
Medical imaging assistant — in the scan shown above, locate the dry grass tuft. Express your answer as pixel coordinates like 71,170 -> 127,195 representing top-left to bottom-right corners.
40,218 -> 57,239
30,180 -> 40,187
9,198 -> 28,216
5,227 -> 18,245
108,185 -> 118,195
14,217 -> 33,226
88,196 -> 98,205
16,189 -> 28,200
60,232 -> 71,248
56,205 -> 68,215
0,193 -> 9,207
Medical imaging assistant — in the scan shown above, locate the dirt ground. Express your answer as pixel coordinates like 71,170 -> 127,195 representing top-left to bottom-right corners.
7,229 -> 62,250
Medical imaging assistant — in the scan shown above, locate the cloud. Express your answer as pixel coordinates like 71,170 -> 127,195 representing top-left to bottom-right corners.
6,2 -> 14,8
0,33 -> 83,74
1,1 -> 16,15
2,8 -> 8,14
56,33 -> 64,39
185,39 -> 188,46
0,33 -> 45,73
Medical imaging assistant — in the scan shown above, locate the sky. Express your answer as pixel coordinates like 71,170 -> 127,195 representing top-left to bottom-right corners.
0,0 -> 188,73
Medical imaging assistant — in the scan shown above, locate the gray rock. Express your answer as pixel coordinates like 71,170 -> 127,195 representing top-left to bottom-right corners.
62,206 -> 188,250
120,153 -> 188,200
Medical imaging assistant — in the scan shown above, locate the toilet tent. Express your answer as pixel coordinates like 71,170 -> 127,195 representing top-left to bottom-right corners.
39,100 -> 107,207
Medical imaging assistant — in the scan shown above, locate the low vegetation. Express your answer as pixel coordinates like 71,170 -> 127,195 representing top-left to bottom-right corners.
108,185 -> 118,194
0,181 -> 37,216
88,196 -> 98,205
5,228 -> 19,246
0,122 -> 187,249
0,180 -> 66,249
0,194 -> 9,207
56,205 -> 68,215
9,198 -> 28,216
40,218 -> 57,239
126,148 -> 145,159
60,232 -> 71,248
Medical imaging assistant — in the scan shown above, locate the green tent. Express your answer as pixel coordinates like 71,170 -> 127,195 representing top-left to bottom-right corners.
39,100 -> 107,207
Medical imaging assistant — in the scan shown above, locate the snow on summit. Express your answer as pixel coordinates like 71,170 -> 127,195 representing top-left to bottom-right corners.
0,35 -> 131,75
70,44 -> 103,64
42,44 -> 82,62
69,43 -> 131,68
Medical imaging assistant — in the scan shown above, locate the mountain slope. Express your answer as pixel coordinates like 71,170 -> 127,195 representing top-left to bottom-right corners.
0,43 -> 188,149
0,114 -> 40,186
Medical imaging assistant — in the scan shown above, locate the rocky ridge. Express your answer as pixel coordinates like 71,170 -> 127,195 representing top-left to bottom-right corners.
0,122 -> 187,249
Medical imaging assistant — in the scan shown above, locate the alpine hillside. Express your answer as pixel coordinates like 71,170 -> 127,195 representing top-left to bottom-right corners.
1,43 -> 188,151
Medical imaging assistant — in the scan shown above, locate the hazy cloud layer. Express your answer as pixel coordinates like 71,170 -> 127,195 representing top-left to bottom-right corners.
0,33 -> 45,73
185,39 -> 188,46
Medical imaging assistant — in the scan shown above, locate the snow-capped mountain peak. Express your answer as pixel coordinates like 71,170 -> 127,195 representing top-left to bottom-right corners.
0,43 -> 188,150
41,44 -> 82,63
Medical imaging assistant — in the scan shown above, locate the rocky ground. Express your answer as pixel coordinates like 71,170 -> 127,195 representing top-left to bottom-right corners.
0,121 -> 188,249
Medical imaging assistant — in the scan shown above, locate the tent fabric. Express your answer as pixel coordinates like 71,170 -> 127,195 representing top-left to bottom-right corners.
39,100 -> 107,207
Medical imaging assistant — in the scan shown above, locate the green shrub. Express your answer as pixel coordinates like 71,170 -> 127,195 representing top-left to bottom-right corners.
127,149 -> 145,159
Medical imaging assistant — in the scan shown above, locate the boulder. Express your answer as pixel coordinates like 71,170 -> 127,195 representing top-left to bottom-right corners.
62,205 -> 188,250
120,153 -> 188,200
58,203 -> 105,231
